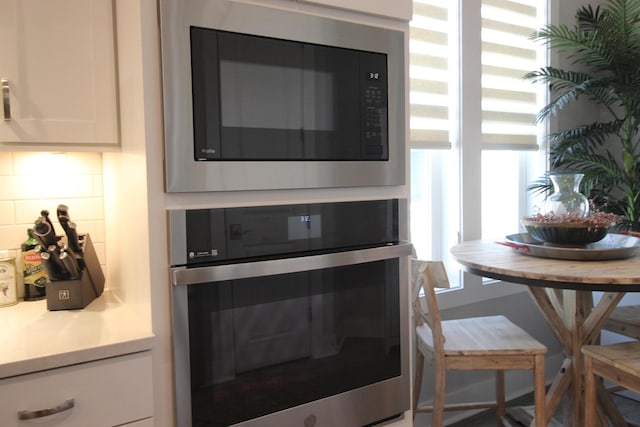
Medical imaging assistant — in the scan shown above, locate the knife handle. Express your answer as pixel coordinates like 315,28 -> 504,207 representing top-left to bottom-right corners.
65,221 -> 82,255
57,204 -> 70,220
40,251 -> 60,281
40,210 -> 56,236
47,245 -> 71,280
57,205 -> 71,235
33,218 -> 58,248
60,250 -> 80,279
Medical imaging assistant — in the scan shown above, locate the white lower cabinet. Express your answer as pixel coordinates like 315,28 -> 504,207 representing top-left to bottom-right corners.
0,351 -> 153,427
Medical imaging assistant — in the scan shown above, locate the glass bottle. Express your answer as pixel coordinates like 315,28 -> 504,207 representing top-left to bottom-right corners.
22,228 -> 47,301
0,250 -> 17,307
544,172 -> 590,217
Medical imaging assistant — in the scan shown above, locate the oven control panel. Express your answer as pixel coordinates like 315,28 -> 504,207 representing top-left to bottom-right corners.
168,199 -> 400,267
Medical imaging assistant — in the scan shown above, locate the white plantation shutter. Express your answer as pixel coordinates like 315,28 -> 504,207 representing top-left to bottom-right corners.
409,0 -> 451,149
481,0 -> 540,150
410,0 -> 548,294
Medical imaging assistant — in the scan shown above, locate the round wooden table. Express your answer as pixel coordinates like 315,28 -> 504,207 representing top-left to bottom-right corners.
451,239 -> 640,427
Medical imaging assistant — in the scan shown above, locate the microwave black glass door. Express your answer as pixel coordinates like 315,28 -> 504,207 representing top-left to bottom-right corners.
190,27 -> 388,161
186,259 -> 400,426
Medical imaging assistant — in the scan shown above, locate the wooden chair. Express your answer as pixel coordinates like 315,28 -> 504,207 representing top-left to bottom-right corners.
411,260 -> 548,427
583,341 -> 640,427
603,305 -> 640,340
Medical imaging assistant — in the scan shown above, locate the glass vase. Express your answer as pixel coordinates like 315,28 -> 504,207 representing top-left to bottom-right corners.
545,172 -> 590,217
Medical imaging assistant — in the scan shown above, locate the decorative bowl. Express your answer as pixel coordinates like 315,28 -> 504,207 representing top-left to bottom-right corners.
521,219 -> 611,246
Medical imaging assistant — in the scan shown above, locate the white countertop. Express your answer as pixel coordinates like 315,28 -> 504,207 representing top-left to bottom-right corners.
0,291 -> 154,379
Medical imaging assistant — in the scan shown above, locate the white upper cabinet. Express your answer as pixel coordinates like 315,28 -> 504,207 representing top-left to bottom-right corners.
0,0 -> 119,149
299,0 -> 412,21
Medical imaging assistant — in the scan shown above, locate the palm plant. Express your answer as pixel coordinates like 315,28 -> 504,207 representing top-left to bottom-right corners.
525,0 -> 640,231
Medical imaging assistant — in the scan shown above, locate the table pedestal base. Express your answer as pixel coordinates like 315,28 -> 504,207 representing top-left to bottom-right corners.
527,287 -> 627,426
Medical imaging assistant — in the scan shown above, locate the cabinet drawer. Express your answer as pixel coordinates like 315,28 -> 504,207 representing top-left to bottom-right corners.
0,351 -> 152,427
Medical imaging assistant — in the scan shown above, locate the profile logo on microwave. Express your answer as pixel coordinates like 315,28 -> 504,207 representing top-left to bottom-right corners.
188,249 -> 219,259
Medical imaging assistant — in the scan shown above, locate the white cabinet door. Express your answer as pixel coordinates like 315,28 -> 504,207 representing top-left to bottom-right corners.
0,0 -> 119,149
0,352 -> 153,427
299,0 -> 412,21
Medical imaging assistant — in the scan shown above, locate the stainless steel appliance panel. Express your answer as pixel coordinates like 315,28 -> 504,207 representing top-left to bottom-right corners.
159,0 -> 405,192
171,243 -> 412,427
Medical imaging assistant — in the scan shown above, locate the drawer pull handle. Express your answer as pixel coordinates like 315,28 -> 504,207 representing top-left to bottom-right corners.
1,79 -> 9,121
17,398 -> 75,420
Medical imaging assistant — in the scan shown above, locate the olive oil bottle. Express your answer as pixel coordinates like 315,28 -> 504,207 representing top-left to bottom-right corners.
22,229 -> 47,301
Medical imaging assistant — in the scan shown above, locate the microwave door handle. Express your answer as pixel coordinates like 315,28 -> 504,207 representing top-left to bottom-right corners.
171,242 -> 413,286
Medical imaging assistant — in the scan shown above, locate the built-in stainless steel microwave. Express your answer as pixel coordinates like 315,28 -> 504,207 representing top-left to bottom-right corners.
159,0 -> 405,192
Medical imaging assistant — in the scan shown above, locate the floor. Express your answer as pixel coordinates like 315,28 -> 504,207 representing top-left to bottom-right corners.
446,392 -> 640,427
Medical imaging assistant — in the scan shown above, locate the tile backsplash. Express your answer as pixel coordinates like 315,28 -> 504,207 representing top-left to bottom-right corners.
0,152 -> 105,283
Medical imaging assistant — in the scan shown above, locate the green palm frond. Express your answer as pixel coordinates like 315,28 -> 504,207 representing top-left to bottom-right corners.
575,4 -> 605,31
526,0 -> 640,230
525,68 -> 622,121
548,121 -> 624,164
591,0 -> 640,44
532,18 -> 611,70
559,152 -> 622,179
529,1 -> 640,78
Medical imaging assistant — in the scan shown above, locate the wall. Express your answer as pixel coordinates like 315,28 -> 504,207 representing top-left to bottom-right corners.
0,151 -> 106,298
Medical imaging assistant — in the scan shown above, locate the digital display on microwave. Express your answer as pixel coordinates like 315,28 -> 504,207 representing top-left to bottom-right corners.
287,214 -> 321,240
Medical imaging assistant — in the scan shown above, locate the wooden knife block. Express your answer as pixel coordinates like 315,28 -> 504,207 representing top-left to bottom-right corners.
46,233 -> 105,311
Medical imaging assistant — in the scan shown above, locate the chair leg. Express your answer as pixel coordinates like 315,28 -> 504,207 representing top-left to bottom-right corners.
584,354 -> 596,427
533,354 -> 546,427
432,357 -> 446,427
495,370 -> 505,427
413,350 -> 425,420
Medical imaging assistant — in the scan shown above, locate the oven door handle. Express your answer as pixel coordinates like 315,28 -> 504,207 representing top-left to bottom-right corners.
171,242 -> 413,286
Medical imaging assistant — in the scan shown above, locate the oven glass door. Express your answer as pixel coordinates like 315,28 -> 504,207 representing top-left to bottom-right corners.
190,28 -> 388,161
178,257 -> 400,427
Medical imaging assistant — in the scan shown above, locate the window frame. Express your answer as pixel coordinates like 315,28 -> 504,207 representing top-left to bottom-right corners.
409,0 -> 554,309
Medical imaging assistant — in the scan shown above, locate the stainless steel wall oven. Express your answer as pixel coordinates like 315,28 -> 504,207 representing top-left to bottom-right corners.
158,0 -> 405,192
169,200 -> 411,426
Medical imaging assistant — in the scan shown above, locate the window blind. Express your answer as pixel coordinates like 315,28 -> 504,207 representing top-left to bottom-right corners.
481,0 -> 540,150
409,0 -> 451,149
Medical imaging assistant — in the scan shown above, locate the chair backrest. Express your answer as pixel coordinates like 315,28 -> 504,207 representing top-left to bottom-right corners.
411,259 -> 451,353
